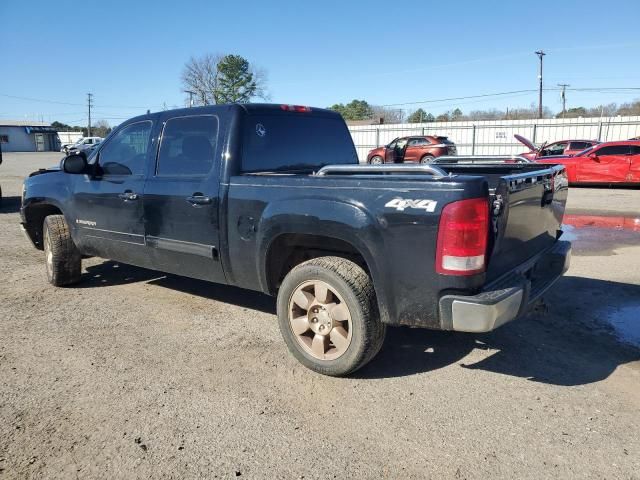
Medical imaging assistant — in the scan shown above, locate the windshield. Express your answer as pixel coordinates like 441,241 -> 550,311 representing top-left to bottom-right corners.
242,113 -> 358,173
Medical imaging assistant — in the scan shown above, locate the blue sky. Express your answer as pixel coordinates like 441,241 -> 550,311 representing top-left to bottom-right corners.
1,0 -> 639,125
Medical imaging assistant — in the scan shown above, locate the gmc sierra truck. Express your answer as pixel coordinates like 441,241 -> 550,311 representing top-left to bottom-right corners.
20,104 -> 571,376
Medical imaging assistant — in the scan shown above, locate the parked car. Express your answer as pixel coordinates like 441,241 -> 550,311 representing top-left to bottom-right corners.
367,136 -> 457,164
536,140 -> 640,185
63,137 -> 103,155
21,104 -> 571,376
515,134 -> 599,160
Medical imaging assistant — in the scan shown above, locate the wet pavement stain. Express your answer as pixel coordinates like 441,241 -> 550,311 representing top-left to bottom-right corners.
562,213 -> 640,256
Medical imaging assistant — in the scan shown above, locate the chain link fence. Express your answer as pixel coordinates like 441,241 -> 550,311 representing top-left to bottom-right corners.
348,116 -> 640,162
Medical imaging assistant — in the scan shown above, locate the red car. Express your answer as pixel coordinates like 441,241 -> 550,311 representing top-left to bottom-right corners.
367,136 -> 457,164
536,140 -> 640,185
515,134 -> 599,160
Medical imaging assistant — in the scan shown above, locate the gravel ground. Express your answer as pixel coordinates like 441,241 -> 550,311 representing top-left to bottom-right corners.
1,153 -> 639,479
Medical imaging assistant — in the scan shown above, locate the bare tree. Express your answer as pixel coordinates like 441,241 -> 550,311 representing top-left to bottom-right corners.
181,54 -> 222,106
181,53 -> 269,106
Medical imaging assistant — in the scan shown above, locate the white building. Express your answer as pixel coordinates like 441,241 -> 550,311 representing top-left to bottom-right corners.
0,120 -> 60,152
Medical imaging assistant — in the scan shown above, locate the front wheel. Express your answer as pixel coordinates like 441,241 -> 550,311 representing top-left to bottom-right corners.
277,256 -> 386,376
369,156 -> 383,165
43,215 -> 82,286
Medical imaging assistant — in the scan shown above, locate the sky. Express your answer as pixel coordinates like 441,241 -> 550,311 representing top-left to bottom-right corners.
1,0 -> 640,126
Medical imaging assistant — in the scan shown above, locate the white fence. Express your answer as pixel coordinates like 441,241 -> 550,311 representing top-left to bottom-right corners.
348,116 -> 640,161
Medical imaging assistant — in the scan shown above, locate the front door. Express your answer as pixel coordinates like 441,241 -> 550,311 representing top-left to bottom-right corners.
71,120 -> 154,267
577,145 -> 632,183
393,137 -> 408,162
143,114 -> 225,283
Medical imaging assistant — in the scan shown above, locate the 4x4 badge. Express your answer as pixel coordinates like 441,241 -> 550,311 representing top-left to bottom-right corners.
385,198 -> 437,212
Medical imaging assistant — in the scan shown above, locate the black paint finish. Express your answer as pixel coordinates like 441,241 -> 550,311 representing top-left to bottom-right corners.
20,104 -> 569,329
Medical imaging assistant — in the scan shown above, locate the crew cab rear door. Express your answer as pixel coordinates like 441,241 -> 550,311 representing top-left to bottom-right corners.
71,120 -> 153,267
576,145 -> 631,182
142,113 -> 226,283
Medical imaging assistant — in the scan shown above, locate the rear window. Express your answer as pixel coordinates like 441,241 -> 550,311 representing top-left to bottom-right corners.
436,136 -> 454,145
242,114 -> 358,173
569,141 -> 592,150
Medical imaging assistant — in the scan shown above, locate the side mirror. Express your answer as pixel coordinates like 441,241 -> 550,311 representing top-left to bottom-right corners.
589,153 -> 600,161
62,153 -> 88,174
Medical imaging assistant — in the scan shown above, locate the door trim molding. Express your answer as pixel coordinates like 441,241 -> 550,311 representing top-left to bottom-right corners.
146,235 -> 217,259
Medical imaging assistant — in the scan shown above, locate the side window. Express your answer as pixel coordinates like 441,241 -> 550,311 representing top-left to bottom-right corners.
408,138 -> 419,146
631,146 -> 640,155
99,121 -> 152,176
569,141 -> 590,150
395,138 -> 408,149
596,145 -> 630,156
544,142 -> 567,156
156,115 -> 218,176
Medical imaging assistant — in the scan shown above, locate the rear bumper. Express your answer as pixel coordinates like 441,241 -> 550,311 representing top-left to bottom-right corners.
438,240 -> 571,333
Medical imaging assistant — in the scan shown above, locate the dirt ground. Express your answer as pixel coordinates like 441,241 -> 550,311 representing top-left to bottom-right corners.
1,153 -> 639,479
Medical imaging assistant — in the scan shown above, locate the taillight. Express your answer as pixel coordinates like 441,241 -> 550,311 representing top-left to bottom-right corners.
280,104 -> 311,112
435,197 -> 489,275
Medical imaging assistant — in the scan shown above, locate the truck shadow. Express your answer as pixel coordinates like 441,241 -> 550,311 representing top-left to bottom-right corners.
79,262 -> 638,386
80,261 -> 276,314
0,196 -> 21,214
357,276 -> 640,385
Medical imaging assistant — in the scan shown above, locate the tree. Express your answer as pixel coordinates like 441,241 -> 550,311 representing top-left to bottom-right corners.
329,100 -> 373,121
51,121 -> 83,132
181,53 -> 268,105
371,106 -> 404,124
214,55 -> 261,104
435,112 -> 451,122
92,120 -> 112,138
407,108 -> 434,123
451,108 -> 463,121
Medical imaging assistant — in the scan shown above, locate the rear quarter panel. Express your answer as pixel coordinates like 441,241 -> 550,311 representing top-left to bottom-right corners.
225,174 -> 488,328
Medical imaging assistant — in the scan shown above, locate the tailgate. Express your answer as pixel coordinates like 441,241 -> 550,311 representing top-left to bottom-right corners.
486,165 -> 569,281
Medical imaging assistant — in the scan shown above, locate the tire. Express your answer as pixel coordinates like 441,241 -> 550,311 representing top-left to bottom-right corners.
420,154 -> 435,164
369,156 -> 383,165
277,256 -> 386,376
43,215 -> 82,286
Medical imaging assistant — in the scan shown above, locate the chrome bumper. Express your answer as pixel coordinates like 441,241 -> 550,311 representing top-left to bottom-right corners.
439,240 -> 571,333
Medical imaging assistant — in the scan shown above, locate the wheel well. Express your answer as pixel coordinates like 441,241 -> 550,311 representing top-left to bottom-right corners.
24,204 -> 63,250
266,234 -> 369,294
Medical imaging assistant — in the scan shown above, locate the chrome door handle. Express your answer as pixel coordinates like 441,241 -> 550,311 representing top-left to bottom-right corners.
118,191 -> 138,201
186,195 -> 212,206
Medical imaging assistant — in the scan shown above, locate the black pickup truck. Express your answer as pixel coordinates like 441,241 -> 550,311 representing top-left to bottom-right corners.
21,104 -> 571,376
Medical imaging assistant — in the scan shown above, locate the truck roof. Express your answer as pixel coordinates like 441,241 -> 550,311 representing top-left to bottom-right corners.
126,103 -> 339,124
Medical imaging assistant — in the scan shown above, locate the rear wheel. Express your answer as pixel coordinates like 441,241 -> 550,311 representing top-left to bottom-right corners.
43,215 -> 82,286
420,154 -> 435,164
369,156 -> 383,165
277,256 -> 386,376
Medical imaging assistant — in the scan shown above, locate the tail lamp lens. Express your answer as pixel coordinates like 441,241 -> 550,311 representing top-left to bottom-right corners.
435,197 -> 489,275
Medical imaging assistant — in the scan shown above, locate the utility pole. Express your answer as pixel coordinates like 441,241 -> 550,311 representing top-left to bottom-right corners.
558,83 -> 570,117
87,93 -> 93,136
535,50 -> 546,119
183,90 -> 195,108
